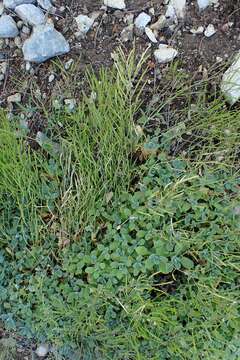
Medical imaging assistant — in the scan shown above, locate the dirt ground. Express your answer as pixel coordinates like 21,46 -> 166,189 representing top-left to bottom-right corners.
1,0 -> 240,358
1,0 -> 240,112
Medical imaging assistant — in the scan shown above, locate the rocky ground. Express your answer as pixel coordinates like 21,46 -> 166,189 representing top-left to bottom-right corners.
0,0 -> 240,112
1,0 -> 240,358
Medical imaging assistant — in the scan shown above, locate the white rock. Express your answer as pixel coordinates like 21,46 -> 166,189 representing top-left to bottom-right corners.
15,4 -> 45,26
221,52 -> 240,105
134,12 -> 151,29
197,0 -> 210,10
0,73 -> 4,81
216,56 -> 223,63
75,14 -> 94,36
190,25 -> 204,34
25,61 -> 31,70
103,0 -> 126,10
204,24 -> 216,37
7,92 -> 21,103
0,15 -> 18,38
22,24 -> 70,63
35,344 -> 49,358
3,0 -> 34,9
150,15 -> 167,31
64,58 -> 74,70
154,44 -> 178,63
145,27 -> 158,43
48,74 -> 54,82
37,0 -> 52,11
167,0 -> 186,18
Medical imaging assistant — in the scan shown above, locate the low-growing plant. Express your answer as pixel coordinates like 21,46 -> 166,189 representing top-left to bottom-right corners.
0,154 -> 239,359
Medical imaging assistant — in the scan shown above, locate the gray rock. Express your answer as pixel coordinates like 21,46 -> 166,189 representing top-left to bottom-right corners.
22,24 -> 70,63
37,0 -> 52,10
3,0 -> 34,10
0,15 -> 18,38
15,4 -> 45,26
75,14 -> 94,36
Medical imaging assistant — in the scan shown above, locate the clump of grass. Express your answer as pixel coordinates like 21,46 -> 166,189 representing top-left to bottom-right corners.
144,61 -> 240,166
0,338 -> 17,360
55,48 -> 148,235
0,49 -> 148,245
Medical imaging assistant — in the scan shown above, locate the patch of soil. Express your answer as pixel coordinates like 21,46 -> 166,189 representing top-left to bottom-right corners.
1,0 -> 240,117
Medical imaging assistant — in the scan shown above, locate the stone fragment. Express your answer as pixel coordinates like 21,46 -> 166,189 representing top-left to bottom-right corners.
75,14 -> 94,36
22,24 -> 70,63
15,4 -> 45,26
0,15 -> 18,38
103,0 -> 126,10
154,44 -> 178,63
204,24 -> 216,37
134,12 -> 151,29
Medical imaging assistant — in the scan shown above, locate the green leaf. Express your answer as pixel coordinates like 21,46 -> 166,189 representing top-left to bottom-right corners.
135,246 -> 149,256
158,257 -> 173,274
181,257 -> 194,270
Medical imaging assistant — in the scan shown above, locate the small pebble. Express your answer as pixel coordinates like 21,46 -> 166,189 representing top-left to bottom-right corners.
103,0 -> 126,10
134,12 -> 151,29
154,44 -> 178,63
48,74 -> 55,82
204,24 -> 216,37
145,27 -> 158,43
75,14 -> 94,36
64,58 -> 74,70
190,26 -> 204,34
25,61 -> 31,71
7,92 -> 21,103
35,344 -> 49,358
